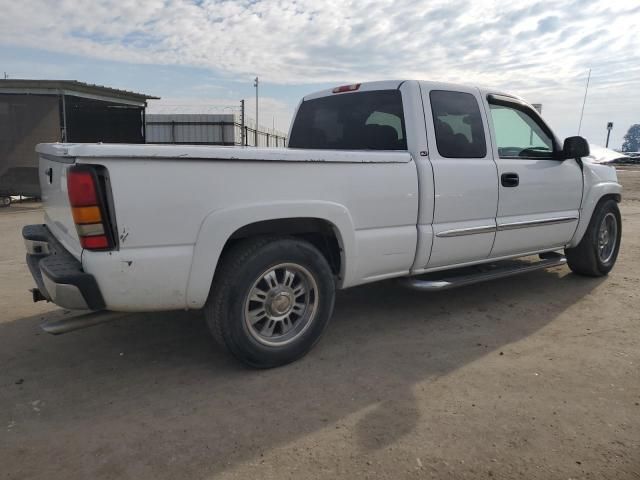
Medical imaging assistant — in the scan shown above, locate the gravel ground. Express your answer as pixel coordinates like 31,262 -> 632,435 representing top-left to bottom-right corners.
1,169 -> 639,480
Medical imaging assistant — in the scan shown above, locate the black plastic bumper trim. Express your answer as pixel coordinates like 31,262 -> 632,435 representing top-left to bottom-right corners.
23,224 -> 106,310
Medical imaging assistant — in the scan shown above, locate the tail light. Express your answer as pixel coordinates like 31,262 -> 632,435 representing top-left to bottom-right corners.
332,83 -> 361,94
67,166 -> 116,250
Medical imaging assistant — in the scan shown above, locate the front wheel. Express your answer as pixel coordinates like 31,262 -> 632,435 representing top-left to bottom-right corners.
204,237 -> 336,368
565,199 -> 621,276
0,196 -> 11,208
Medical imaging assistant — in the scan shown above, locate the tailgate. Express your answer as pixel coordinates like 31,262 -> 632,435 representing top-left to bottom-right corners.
38,152 -> 82,259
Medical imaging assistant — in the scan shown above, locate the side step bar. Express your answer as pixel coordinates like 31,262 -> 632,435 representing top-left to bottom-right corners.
40,310 -> 131,335
402,255 -> 567,291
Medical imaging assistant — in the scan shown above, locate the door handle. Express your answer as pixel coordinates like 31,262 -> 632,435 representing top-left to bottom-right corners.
501,172 -> 519,187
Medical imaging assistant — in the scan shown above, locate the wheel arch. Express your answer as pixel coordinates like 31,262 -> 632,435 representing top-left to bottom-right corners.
185,201 -> 356,309
568,182 -> 622,248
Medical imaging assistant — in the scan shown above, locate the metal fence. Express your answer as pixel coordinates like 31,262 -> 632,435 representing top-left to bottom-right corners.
237,123 -> 287,147
145,113 -> 287,147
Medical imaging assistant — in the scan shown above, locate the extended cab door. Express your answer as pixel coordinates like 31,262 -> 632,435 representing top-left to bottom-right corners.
420,84 -> 499,268
483,93 -> 582,257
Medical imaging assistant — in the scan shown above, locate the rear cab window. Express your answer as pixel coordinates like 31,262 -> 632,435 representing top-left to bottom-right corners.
288,90 -> 407,150
429,90 -> 487,158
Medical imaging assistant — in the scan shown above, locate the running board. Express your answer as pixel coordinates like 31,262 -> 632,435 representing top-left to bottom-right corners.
401,255 -> 567,291
40,310 -> 130,335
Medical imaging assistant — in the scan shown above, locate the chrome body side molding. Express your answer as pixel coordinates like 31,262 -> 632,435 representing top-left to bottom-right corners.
436,217 -> 578,238
497,216 -> 578,231
435,216 -> 577,238
435,225 -> 496,238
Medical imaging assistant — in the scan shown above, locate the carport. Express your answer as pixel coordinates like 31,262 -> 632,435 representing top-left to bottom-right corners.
0,79 -> 158,204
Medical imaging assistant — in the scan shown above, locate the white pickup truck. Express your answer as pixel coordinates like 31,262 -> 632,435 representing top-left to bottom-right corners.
24,80 -> 622,368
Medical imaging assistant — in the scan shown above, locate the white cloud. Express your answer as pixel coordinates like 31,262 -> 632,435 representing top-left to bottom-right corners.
1,0 -> 639,146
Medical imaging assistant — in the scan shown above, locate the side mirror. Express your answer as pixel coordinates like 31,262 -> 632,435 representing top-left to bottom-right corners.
563,136 -> 590,159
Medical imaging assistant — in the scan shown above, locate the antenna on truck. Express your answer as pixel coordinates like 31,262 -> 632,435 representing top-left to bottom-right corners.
577,68 -> 591,135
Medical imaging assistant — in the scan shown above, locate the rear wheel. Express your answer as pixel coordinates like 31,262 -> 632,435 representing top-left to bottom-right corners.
565,199 -> 621,276
0,196 -> 11,208
205,237 -> 336,368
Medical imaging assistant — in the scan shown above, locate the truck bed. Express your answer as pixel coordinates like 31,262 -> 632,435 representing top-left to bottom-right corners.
35,143 -> 419,311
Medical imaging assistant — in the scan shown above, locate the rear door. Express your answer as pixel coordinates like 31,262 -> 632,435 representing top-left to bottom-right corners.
483,94 -> 582,257
420,85 -> 499,268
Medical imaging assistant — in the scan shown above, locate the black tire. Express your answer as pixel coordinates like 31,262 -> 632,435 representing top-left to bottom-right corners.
0,196 -> 10,208
565,198 -> 621,276
204,237 -> 336,368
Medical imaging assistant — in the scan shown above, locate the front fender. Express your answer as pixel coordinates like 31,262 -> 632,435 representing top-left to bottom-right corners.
568,163 -> 622,248
185,201 -> 356,309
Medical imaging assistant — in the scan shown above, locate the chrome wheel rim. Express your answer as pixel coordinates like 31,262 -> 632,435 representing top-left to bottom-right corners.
597,212 -> 617,264
244,263 -> 318,346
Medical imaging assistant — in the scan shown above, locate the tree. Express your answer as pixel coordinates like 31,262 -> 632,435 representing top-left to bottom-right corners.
622,124 -> 640,152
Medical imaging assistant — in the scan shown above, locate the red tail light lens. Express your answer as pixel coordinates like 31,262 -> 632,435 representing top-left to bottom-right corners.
67,166 -> 114,251
67,170 -> 99,206
80,235 -> 109,249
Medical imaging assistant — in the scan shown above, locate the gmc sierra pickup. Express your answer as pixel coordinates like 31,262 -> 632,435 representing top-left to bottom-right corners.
24,80 -> 622,368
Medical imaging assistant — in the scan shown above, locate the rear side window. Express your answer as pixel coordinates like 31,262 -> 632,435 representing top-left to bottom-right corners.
430,91 -> 487,158
288,90 -> 407,150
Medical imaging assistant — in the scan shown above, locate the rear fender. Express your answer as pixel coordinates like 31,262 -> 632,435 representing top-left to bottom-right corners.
185,201 -> 356,309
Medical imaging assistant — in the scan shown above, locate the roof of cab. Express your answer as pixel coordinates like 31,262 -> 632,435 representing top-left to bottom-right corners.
302,80 -> 523,103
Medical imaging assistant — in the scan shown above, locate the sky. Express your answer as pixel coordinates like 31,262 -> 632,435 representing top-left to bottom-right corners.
1,0 -> 639,149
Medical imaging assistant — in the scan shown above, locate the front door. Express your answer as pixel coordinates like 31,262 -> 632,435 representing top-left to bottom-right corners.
421,85 -> 499,268
484,94 -> 583,258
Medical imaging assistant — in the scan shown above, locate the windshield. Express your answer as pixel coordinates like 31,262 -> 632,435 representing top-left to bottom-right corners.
288,90 -> 407,150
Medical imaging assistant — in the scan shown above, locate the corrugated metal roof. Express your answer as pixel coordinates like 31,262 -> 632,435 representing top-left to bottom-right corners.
0,79 -> 160,103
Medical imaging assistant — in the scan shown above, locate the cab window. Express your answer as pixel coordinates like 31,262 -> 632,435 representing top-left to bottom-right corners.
288,90 -> 407,150
488,101 -> 555,159
430,90 -> 487,158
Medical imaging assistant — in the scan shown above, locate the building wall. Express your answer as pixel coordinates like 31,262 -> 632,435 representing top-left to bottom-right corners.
146,114 -> 237,145
146,113 -> 287,147
0,94 -> 60,196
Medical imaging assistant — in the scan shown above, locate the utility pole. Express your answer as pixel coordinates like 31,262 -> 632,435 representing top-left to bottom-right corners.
240,99 -> 245,146
577,68 -> 591,135
606,122 -> 613,148
3,72 -> 7,79
254,76 -> 259,147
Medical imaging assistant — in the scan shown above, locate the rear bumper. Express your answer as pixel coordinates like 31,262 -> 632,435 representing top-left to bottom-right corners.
23,224 -> 105,310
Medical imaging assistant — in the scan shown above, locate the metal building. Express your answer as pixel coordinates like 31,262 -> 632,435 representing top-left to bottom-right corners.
146,113 -> 287,147
0,79 -> 158,204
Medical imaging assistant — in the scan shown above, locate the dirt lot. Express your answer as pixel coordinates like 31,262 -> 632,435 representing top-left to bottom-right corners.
1,170 -> 639,480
